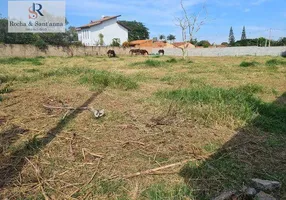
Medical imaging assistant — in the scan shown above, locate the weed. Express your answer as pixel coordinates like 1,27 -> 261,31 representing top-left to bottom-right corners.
79,70 -> 138,90
142,183 -> 193,200
239,61 -> 259,67
237,84 -> 264,94
166,58 -> 177,63
203,143 -> 220,153
156,85 -> 286,133
0,84 -> 13,94
131,59 -> 166,67
0,57 -> 44,66
265,59 -> 286,66
24,68 -> 40,73
180,155 -> 248,199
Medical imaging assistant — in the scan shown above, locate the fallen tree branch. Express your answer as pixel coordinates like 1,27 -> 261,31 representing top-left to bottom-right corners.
122,159 -> 200,179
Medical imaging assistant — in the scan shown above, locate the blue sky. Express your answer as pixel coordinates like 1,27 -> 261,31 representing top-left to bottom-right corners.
1,0 -> 286,43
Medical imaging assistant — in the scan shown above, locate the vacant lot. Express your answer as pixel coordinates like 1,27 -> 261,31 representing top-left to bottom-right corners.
0,55 -> 285,199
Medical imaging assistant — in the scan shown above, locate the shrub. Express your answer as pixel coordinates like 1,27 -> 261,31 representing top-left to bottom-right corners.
239,61 -> 259,67
166,58 -> 177,63
265,59 -> 286,66
34,39 -> 48,51
110,38 -> 120,47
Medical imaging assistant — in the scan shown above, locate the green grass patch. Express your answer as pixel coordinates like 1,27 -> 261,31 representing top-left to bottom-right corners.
203,143 -> 221,153
155,85 -> 286,133
0,67 -> 138,91
0,85 -> 13,94
0,57 -> 44,66
265,59 -> 286,66
131,59 -> 167,67
166,58 -> 178,63
79,70 -> 138,90
72,179 -> 127,199
180,155 -> 249,199
24,68 -> 41,73
239,61 -> 259,67
141,183 -> 193,200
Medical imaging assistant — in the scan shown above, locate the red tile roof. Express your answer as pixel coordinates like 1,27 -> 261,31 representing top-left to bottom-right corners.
77,15 -> 125,30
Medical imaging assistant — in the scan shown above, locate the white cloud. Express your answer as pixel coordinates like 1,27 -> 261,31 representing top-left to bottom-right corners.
251,0 -> 271,6
244,8 -> 251,12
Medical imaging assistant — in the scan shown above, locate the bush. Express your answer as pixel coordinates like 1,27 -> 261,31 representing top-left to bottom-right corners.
166,58 -> 177,63
265,59 -> 286,66
197,40 -> 211,48
239,61 -> 259,67
34,39 -> 48,51
110,38 -> 120,47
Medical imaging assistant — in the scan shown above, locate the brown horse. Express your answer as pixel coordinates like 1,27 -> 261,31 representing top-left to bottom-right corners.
107,50 -> 116,57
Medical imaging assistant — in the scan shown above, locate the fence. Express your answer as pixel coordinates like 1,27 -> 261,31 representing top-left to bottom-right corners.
0,44 -> 132,57
152,46 -> 286,57
0,44 -> 285,57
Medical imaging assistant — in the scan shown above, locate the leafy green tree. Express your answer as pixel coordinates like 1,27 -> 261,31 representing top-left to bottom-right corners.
197,40 -> 211,48
66,26 -> 78,42
110,38 -> 120,47
190,38 -> 198,46
98,33 -> 104,46
159,34 -> 165,41
229,27 -> 235,46
167,34 -> 176,43
118,20 -> 149,41
258,37 -> 266,47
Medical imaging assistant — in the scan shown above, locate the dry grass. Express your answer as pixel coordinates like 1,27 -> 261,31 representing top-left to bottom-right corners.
0,55 -> 285,199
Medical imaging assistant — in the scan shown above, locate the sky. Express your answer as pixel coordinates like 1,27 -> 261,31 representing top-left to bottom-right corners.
1,0 -> 286,44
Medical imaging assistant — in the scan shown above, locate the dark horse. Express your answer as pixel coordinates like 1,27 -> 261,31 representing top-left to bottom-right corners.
107,50 -> 116,57
158,49 -> 165,56
129,49 -> 149,56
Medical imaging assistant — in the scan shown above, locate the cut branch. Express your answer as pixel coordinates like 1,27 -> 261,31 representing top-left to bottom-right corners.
122,159 -> 201,179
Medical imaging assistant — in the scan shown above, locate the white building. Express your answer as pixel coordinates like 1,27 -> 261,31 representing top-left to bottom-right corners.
76,15 -> 129,46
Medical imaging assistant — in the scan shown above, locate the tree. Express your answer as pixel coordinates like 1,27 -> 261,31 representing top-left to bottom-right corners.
197,40 -> 210,48
110,38 -> 120,47
118,20 -> 149,41
67,26 -> 78,42
190,38 -> 198,46
229,27 -> 235,46
98,33 -> 104,46
241,26 -> 247,40
175,0 -> 208,58
167,34 -> 176,43
159,34 -> 165,41
240,26 -> 247,46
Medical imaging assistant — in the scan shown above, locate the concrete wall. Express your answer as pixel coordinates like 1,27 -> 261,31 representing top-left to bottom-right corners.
0,44 -> 132,57
152,46 -> 286,57
0,44 -> 285,58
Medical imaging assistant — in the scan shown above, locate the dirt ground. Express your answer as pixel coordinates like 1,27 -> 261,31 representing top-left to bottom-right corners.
0,55 -> 285,199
